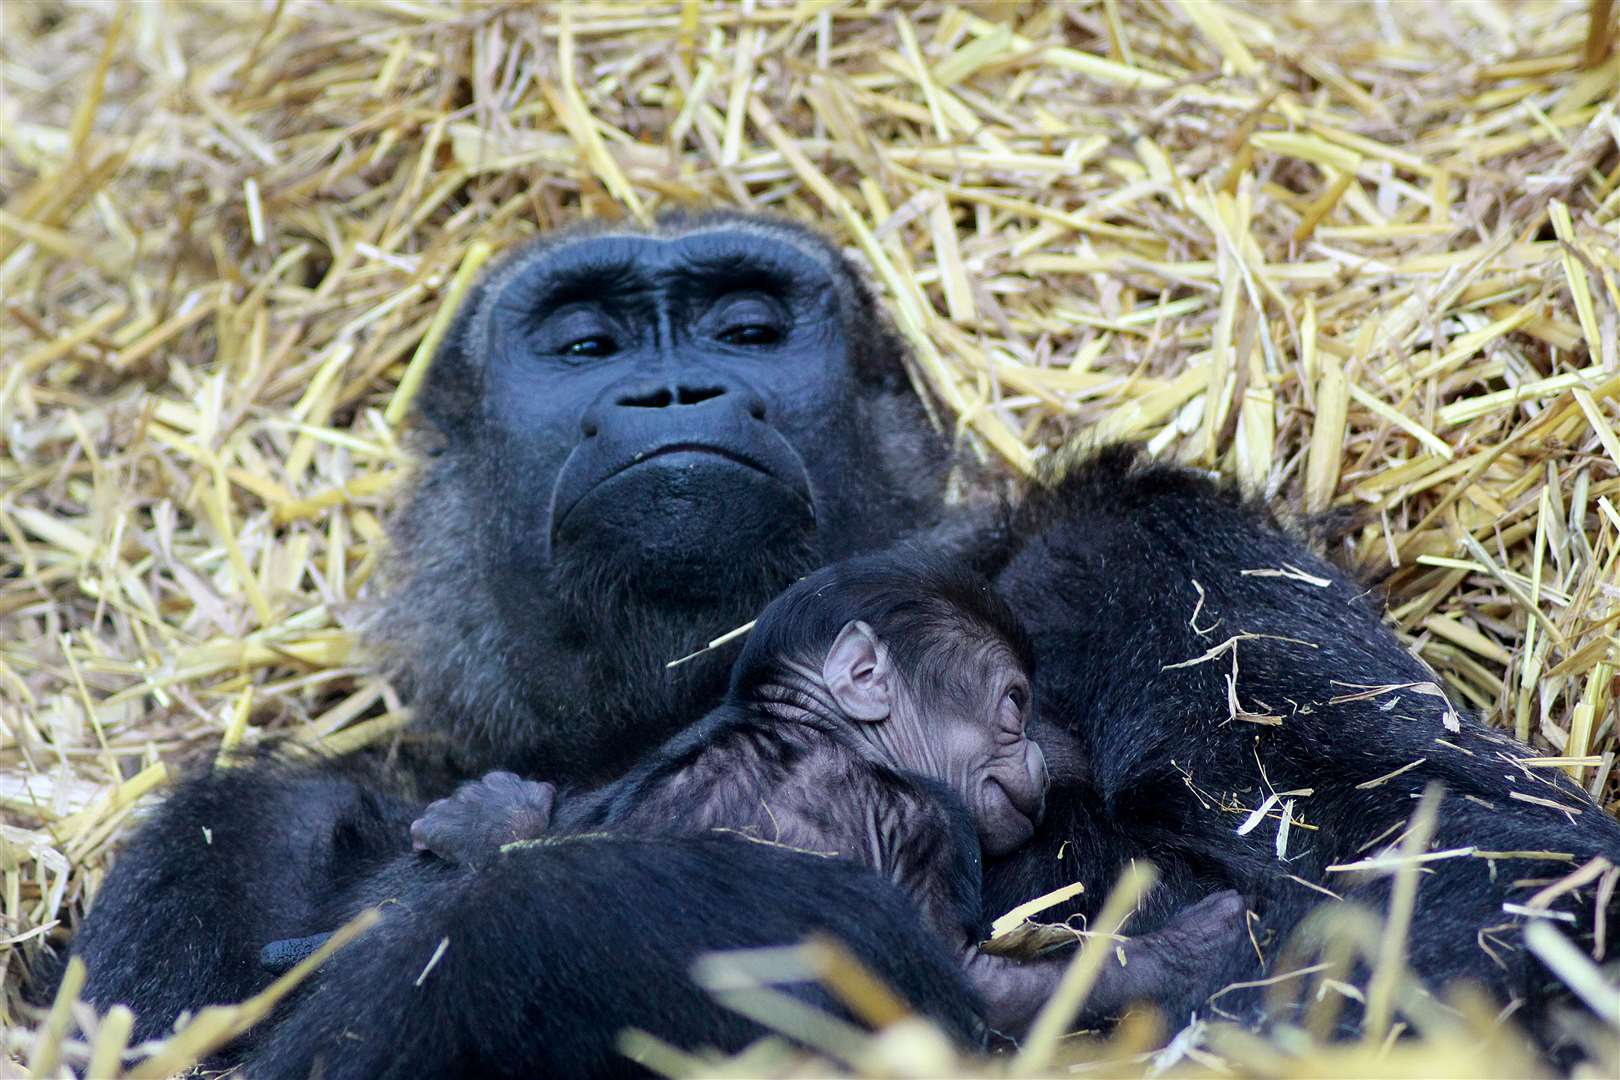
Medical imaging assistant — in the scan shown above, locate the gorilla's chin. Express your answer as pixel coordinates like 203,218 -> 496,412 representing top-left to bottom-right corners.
551,455 -> 819,608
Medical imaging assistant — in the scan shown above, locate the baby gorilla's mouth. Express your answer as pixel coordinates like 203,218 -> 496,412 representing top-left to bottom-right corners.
991,775 -> 1044,825
979,778 -> 1039,857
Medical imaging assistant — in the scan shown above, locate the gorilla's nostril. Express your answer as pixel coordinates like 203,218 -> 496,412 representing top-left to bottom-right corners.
618,388 -> 674,409
748,400 -> 766,421
675,386 -> 724,406
581,420 -> 599,437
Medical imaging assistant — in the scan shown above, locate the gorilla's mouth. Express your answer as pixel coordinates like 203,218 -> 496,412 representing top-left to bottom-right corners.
596,443 -> 787,490
552,443 -> 814,539
980,778 -> 1039,857
989,776 -> 1044,827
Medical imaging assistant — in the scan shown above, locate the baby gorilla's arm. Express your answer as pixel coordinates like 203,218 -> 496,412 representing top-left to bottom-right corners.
877,785 -> 1245,1038
410,772 -> 558,868
965,890 -> 1247,1037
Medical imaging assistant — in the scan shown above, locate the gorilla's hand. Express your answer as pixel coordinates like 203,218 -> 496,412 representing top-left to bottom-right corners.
410,772 -> 558,867
1102,889 -> 1248,1008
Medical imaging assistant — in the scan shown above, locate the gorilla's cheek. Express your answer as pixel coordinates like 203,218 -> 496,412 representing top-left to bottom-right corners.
554,453 -> 815,569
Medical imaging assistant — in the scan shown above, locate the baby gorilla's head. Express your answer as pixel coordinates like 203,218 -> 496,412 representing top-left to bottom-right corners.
732,551 -> 1048,856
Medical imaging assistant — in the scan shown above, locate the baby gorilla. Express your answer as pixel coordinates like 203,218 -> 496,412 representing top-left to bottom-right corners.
413,553 -> 1245,1037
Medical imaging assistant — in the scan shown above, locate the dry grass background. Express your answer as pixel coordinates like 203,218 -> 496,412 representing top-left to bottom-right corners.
2,0 -> 1619,1075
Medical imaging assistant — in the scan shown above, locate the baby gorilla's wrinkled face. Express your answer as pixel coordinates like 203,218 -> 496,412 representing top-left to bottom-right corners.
818,617 -> 1048,857
919,648 -> 1048,856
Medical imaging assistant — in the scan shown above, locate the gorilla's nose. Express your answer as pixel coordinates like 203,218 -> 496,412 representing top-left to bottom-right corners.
616,384 -> 722,409
1026,741 -> 1049,824
580,380 -> 768,437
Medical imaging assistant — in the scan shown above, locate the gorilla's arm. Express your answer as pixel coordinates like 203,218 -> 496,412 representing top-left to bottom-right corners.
59,755 -> 422,1046
981,446 -> 1620,1033
243,835 -> 984,1080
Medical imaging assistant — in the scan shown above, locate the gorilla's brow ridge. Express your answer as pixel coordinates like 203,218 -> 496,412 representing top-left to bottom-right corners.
507,256 -> 647,316
665,255 -> 813,300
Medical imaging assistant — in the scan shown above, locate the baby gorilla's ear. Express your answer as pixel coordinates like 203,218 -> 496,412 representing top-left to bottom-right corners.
823,620 -> 894,722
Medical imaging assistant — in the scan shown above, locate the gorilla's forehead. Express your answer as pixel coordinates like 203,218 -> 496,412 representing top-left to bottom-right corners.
559,227 -> 841,279
482,224 -> 853,318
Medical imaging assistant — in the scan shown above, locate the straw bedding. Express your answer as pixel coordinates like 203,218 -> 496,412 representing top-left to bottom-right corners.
1,0 -> 1617,1075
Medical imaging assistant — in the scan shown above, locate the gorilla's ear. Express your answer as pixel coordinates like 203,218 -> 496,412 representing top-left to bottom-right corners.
823,621 -> 893,723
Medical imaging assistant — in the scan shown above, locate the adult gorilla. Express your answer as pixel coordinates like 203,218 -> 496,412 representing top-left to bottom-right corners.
61,212 -> 969,1047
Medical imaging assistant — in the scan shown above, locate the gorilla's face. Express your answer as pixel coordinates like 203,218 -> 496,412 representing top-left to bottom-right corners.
385,216 -> 945,779
477,227 -> 865,611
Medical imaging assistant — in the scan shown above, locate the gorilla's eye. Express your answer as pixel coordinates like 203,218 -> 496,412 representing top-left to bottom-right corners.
707,292 -> 786,348
539,303 -> 621,360
565,335 -> 617,358
1002,686 -> 1028,730
719,324 -> 781,347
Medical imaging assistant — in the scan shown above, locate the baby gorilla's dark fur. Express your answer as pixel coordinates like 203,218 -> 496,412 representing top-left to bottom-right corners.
413,553 -> 1246,1040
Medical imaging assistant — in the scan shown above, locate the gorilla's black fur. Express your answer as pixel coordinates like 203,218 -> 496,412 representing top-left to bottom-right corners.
974,446 -> 1620,1045
244,835 -> 984,1080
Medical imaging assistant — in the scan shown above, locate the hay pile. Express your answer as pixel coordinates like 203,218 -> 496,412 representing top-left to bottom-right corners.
2,0 -> 1618,1074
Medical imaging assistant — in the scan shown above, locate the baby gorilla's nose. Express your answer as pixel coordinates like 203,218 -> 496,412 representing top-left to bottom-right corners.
1025,740 -> 1049,824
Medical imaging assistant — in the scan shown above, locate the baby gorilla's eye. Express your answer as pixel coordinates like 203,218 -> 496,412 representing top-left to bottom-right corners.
998,686 -> 1026,737
565,335 -> 617,358
719,324 -> 781,347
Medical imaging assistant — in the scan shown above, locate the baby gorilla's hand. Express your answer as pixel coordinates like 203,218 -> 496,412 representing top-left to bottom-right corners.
410,772 -> 557,868
1102,889 -> 1247,1008
966,888 -> 1248,1038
